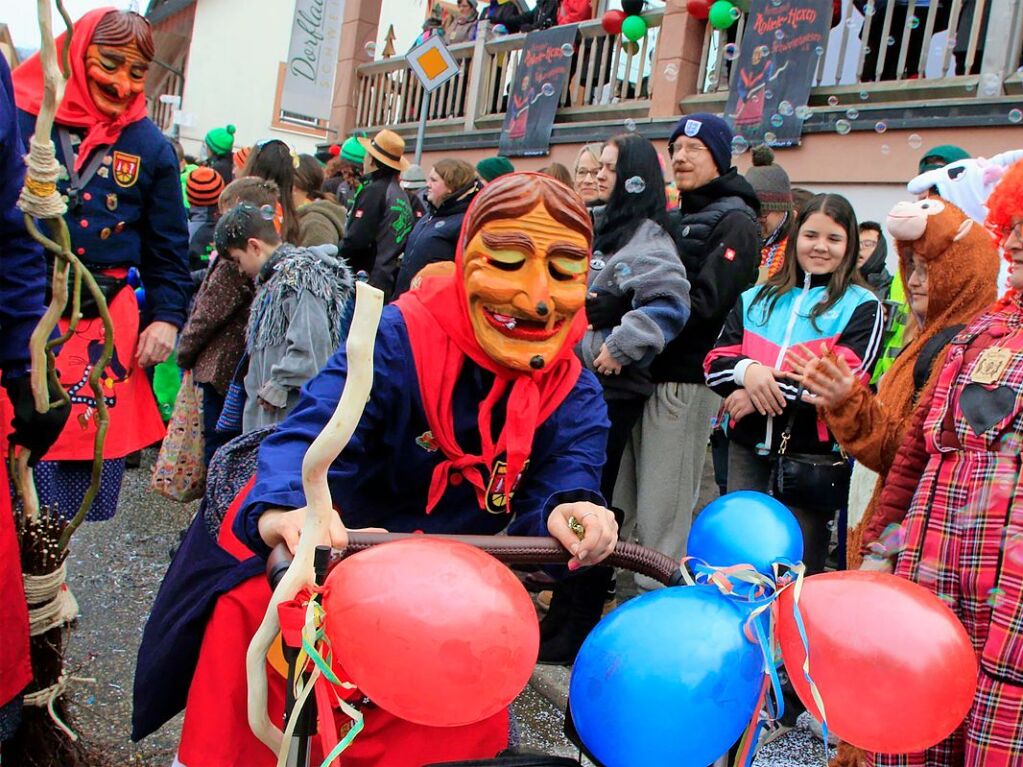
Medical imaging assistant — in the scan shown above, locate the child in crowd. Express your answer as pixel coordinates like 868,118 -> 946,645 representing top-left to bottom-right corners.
212,203 -> 353,433
185,166 -> 225,273
177,177 -> 280,464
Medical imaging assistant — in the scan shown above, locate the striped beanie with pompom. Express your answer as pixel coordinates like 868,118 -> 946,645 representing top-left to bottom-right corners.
186,166 -> 226,208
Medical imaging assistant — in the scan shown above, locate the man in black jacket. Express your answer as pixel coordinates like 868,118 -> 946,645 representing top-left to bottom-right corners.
340,129 -> 415,301
609,113 -> 761,591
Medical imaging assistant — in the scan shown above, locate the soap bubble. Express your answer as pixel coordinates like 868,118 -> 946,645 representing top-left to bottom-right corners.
846,107 -> 859,119
795,105 -> 813,119
908,16 -> 920,29
624,117 -> 637,131
835,119 -> 852,135
887,35 -> 896,46
729,6 -> 741,19
1009,109 -> 1023,124
874,120 -> 888,133
541,82 -> 556,97
815,45 -> 825,56
770,0 -> 782,6
778,100 -> 794,116
364,41 -> 377,56
859,90 -> 870,100
864,3 -> 876,15
664,63 -> 679,82
775,29 -> 785,41
770,113 -> 784,127
624,176 -> 646,194
845,17 -> 856,28
764,131 -> 778,143
827,95 -> 840,106
731,135 -> 750,155
756,45 -> 770,58
764,89 -> 774,100
880,143 -> 891,155
562,43 -> 575,57
908,133 -> 923,149
724,43 -> 739,60
259,204 -> 275,221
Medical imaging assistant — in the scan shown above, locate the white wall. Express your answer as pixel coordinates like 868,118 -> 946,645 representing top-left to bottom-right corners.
178,0 -> 328,156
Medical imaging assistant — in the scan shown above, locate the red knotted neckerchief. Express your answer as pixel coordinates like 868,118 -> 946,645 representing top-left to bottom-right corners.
393,223 -> 586,515
13,6 -> 149,173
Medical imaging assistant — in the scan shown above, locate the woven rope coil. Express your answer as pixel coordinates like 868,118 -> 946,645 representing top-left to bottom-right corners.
18,135 -> 68,219
24,562 -> 81,636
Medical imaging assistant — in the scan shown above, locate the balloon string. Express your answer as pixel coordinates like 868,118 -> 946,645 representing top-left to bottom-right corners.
732,676 -> 769,767
787,563 -> 831,764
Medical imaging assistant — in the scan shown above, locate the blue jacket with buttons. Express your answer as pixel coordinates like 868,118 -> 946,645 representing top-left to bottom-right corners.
0,58 -> 46,382
17,111 -> 192,328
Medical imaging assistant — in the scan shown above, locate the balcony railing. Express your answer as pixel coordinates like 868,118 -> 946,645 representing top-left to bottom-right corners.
698,0 -> 1023,99
354,9 -> 665,133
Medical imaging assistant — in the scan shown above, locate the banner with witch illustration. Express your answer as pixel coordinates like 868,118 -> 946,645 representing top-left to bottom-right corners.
724,0 -> 833,147
498,24 -> 578,157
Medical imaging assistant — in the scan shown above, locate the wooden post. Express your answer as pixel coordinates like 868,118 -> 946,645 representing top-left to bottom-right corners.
463,20 -> 490,131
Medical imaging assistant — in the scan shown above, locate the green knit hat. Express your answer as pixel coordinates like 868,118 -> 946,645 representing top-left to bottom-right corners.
340,135 -> 366,164
476,156 -> 515,182
918,144 -> 969,173
205,124 -> 237,156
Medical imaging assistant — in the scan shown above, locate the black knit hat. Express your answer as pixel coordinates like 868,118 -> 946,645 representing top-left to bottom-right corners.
744,145 -> 792,213
668,113 -> 732,175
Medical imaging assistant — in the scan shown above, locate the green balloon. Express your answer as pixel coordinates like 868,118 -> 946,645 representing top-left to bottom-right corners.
621,14 -> 648,41
708,0 -> 738,29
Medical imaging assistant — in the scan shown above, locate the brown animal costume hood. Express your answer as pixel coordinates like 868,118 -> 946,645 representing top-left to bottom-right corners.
827,197 -> 998,767
832,197 -> 998,563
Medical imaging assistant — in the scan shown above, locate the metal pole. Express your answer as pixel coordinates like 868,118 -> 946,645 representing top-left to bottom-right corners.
414,88 -> 431,166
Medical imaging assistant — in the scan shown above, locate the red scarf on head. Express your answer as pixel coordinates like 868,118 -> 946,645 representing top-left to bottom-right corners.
394,224 -> 587,515
13,7 -> 149,173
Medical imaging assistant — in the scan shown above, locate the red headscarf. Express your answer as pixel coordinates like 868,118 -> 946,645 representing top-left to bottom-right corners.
394,188 -> 588,515
13,7 -> 149,172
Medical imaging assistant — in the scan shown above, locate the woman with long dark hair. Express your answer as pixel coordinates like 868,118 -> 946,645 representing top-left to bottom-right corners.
540,134 -> 690,665
240,139 -> 301,244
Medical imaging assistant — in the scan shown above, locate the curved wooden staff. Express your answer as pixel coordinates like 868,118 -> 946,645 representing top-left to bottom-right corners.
245,281 -> 384,754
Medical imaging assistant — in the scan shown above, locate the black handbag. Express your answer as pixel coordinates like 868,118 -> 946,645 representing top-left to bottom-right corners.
770,390 -> 851,512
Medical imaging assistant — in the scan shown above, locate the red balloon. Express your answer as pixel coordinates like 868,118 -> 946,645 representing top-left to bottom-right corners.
601,9 -> 627,35
322,538 -> 539,727
687,0 -> 711,20
778,571 -> 977,753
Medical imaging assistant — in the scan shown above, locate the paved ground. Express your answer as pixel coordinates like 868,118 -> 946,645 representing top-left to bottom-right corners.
54,447 -> 827,766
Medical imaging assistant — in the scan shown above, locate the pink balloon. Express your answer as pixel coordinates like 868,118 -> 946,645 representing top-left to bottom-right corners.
778,571 -> 978,753
323,538 -> 539,727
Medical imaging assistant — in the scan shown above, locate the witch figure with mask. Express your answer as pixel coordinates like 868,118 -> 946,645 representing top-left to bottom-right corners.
9,8 -> 191,520
133,172 -> 619,766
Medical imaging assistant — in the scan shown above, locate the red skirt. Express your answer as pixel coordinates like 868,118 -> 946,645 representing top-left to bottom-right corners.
177,484 -> 510,767
41,285 -> 166,461
0,399 -> 31,707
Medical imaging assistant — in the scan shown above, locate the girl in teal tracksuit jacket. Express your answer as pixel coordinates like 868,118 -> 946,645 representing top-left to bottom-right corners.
704,193 -> 883,576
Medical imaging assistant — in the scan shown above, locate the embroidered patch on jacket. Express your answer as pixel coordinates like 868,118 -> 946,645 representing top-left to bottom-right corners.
484,459 -> 529,514
415,430 -> 439,452
112,152 -> 141,188
724,247 -> 736,261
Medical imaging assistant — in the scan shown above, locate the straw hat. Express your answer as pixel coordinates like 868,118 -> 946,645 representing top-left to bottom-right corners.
358,129 -> 410,172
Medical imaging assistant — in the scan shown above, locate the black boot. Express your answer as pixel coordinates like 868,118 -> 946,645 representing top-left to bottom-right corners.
538,566 -> 615,665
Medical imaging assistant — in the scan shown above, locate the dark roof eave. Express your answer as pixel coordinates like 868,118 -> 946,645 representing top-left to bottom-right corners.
146,0 -> 197,25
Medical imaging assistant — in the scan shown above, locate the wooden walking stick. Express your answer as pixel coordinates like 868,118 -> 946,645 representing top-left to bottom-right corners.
246,281 -> 384,756
5,2 -> 116,765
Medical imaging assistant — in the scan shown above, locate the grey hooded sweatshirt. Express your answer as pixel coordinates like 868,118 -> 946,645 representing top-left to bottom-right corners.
579,218 -> 691,400
243,243 -> 353,431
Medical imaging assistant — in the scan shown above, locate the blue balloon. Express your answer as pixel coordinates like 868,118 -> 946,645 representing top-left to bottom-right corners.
688,490 -> 803,576
570,586 -> 763,767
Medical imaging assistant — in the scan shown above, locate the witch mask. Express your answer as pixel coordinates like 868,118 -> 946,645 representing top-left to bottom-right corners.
460,174 -> 592,372
85,11 -> 154,119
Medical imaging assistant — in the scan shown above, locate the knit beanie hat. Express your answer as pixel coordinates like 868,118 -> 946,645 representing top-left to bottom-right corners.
476,156 -> 515,182
668,113 -> 732,176
340,135 -> 366,164
205,124 -> 237,156
745,145 -> 792,212
918,144 -> 969,173
233,145 -> 251,171
186,166 -> 225,207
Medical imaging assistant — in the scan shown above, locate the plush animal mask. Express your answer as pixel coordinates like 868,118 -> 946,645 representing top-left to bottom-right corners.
460,174 -> 592,372
907,149 -> 1023,225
